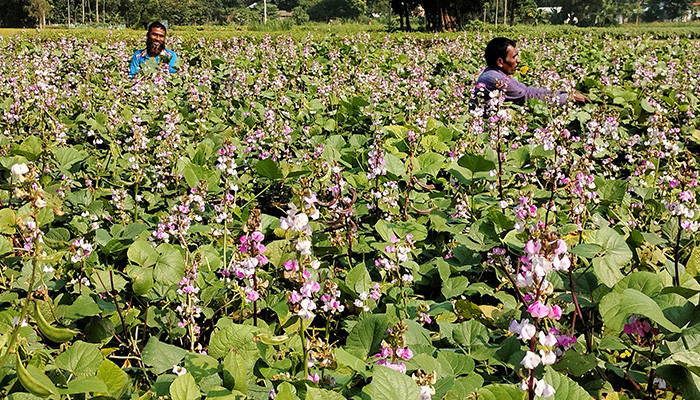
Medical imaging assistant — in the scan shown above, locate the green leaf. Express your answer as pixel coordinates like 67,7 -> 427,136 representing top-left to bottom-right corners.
612,271 -> 664,297
345,314 -> 388,357
255,158 -> 283,180
543,367 -> 591,400
416,152 -> 445,176
52,147 -> 87,170
208,323 -> 260,361
96,359 -> 129,398
333,347 -> 367,372
0,208 -> 17,234
345,264 -> 372,294
126,265 -> 154,296
142,337 -> 187,374
54,341 -> 103,377
154,244 -> 185,285
437,351 -> 475,377
383,152 -> 405,177
457,154 -> 496,174
64,294 -> 101,320
442,276 -> 470,299
170,373 -> 201,400
365,365 -> 420,400
659,350 -> 700,377
595,176 -> 627,204
599,289 -> 680,333
185,353 -> 219,384
589,227 -> 632,287
306,387 -> 346,400
451,320 -> 493,360
570,243 -> 602,259
686,247 -> 700,278
476,384 -> 522,400
222,351 -> 248,394
61,376 -> 109,394
15,136 -> 42,160
127,239 -> 159,267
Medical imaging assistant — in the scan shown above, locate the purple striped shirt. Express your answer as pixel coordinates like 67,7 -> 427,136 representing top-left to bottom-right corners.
475,67 -> 568,106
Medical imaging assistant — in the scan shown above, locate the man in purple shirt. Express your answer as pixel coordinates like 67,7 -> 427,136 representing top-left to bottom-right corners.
475,37 -> 588,106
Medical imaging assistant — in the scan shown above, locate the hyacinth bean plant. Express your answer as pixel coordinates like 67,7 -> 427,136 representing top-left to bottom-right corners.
0,26 -> 699,400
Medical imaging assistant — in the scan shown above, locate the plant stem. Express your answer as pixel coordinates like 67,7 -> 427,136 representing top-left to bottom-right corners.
674,214 -> 682,286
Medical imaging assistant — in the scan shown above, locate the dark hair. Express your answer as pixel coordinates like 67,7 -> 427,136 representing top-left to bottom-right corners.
485,37 -> 516,68
147,21 -> 167,34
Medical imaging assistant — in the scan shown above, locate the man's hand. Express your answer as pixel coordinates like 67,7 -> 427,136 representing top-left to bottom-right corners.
570,92 -> 590,104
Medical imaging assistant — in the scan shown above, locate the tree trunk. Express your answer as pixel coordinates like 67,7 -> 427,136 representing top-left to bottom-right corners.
82,0 -> 84,24
503,0 -> 507,25
67,0 -> 71,27
404,1 -> 411,31
264,0 -> 267,24
96,0 -> 98,24
495,0 -> 499,27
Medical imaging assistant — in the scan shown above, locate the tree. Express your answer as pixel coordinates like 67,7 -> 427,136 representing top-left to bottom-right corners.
420,0 -> 485,31
25,0 -> 53,27
644,0 -> 692,20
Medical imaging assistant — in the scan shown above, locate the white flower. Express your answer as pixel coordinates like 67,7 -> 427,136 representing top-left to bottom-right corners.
509,319 -> 536,341
539,349 -> 556,365
521,351 -> 541,370
172,365 -> 187,376
419,385 -> 434,400
296,240 -> 312,255
539,331 -> 558,347
34,198 -> 47,208
534,378 -> 555,397
11,163 -> 29,176
653,377 -> 667,389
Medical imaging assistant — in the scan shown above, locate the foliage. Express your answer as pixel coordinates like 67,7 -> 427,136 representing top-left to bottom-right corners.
0,28 -> 699,400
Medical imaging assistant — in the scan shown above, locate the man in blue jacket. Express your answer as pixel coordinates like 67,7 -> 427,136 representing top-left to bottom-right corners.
129,21 -> 178,78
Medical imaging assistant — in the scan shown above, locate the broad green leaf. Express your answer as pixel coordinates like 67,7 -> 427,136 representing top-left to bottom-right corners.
442,276 -> 470,299
185,353 -> 219,384
570,243 -> 602,259
612,271 -> 664,297
599,289 -> 680,333
345,314 -> 388,357
658,350 -> 700,377
54,341 -> 103,377
458,154 -> 496,174
170,372 -> 201,400
61,376 -> 109,394
365,365 -> 420,400
589,227 -> 632,287
255,158 -> 283,180
451,320 -> 493,360
222,351 -> 247,394
306,387 -> 345,400
345,264 -> 371,294
687,247 -> 700,277
96,359 -> 129,398
126,265 -> 154,296
154,244 -> 185,285
142,337 -> 187,374
476,384 -> 522,400
543,367 -> 591,399
0,208 -> 17,234
208,323 -> 260,361
52,147 -> 87,170
127,239 -> 159,267
333,347 -> 367,371
437,351 -> 475,377
416,152 -> 445,177
64,294 -> 101,320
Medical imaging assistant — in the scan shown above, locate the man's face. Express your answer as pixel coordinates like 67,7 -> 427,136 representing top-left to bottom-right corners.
146,27 -> 166,56
498,45 -> 519,75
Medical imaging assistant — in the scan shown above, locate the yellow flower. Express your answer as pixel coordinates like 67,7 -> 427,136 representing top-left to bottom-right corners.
519,66 -> 529,75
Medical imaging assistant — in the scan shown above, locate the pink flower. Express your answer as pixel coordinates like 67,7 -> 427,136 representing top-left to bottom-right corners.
395,348 -> 413,360
524,240 -> 542,255
548,305 -> 562,320
289,291 -> 302,303
307,373 -> 320,383
527,301 -> 550,319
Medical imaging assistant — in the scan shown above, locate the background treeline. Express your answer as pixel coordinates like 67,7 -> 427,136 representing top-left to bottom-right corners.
1,0 -> 698,31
